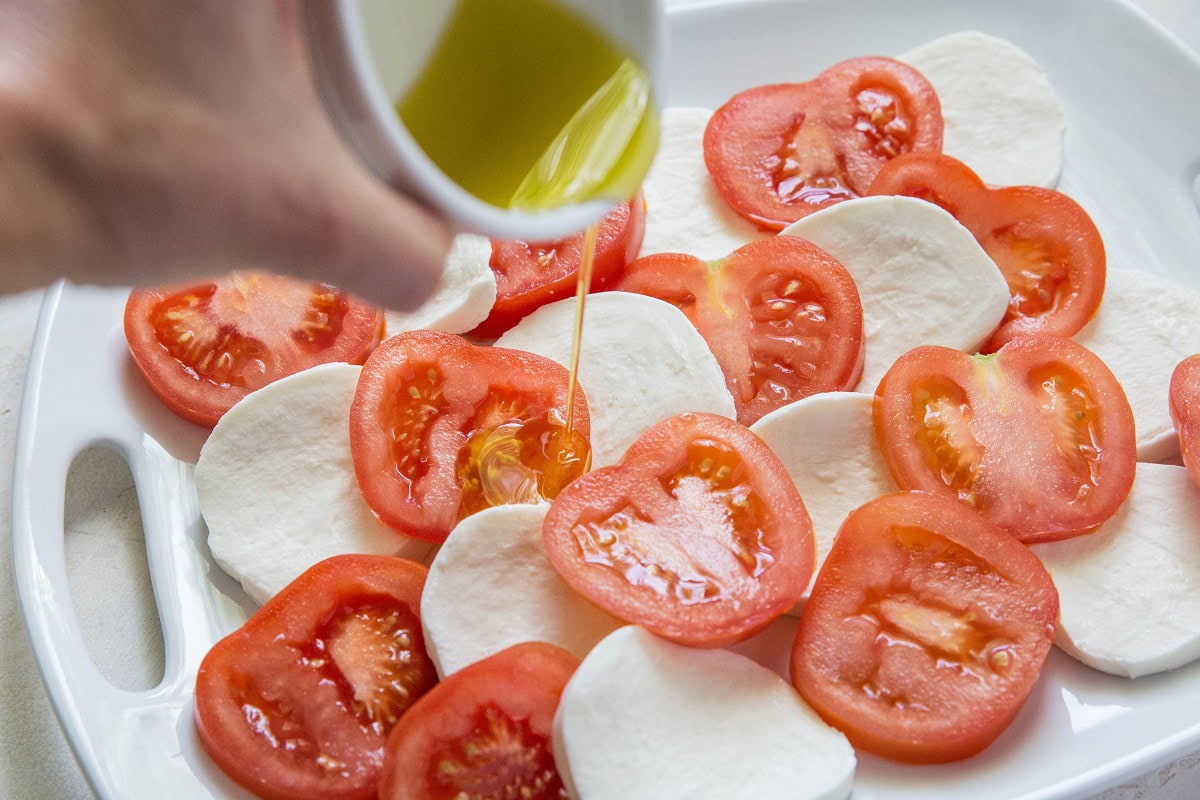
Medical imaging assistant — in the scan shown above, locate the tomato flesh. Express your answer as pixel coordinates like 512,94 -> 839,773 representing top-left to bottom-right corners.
1170,354 -> 1200,488
194,555 -> 437,800
791,491 -> 1059,763
542,412 -> 814,647
614,235 -> 864,425
351,330 -> 590,542
867,152 -> 1106,350
874,335 -> 1136,543
125,271 -> 384,427
469,194 -> 646,338
704,57 -> 942,230
379,642 -> 578,800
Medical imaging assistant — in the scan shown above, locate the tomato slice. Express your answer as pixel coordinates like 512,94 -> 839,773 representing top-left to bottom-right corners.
1170,354 -> 1200,488
874,334 -> 1136,543
469,194 -> 646,339
542,411 -> 815,647
867,151 -> 1106,351
614,236 -> 864,425
378,642 -> 578,800
124,271 -> 384,427
703,57 -> 943,230
791,491 -> 1059,764
194,555 -> 438,800
350,329 -> 591,542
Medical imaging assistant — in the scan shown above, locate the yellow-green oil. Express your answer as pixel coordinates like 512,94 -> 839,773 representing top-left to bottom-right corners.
396,0 -> 658,210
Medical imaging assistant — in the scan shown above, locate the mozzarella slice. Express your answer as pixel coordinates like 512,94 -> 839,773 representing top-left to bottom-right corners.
553,626 -> 855,800
1072,268 -> 1200,462
899,31 -> 1066,188
781,196 -> 1010,392
383,233 -> 496,335
420,504 -> 624,677
639,106 -> 766,260
195,363 -> 434,604
1032,463 -> 1200,678
494,291 -> 736,467
750,392 -> 896,600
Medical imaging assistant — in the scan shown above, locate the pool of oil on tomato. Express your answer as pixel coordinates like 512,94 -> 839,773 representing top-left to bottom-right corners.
395,0 -> 658,211
456,222 -> 599,517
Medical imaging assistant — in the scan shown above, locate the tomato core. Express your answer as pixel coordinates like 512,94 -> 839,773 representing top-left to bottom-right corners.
151,283 -> 268,389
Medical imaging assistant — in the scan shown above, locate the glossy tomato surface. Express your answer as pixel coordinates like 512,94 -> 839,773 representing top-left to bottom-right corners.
470,194 -> 646,338
791,491 -> 1059,764
124,271 -> 384,427
1170,354 -> 1200,487
542,412 -> 815,647
350,329 -> 590,542
704,56 -> 942,230
378,642 -> 578,800
614,235 -> 864,425
874,335 -> 1136,543
194,555 -> 437,800
867,152 -> 1106,350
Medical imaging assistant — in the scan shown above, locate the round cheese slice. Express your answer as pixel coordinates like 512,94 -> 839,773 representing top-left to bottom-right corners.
494,291 -> 736,467
195,363 -> 434,604
384,232 -> 496,335
553,625 -> 855,800
750,392 -> 896,601
782,195 -> 1010,392
1072,267 -> 1200,463
420,504 -> 624,678
1032,463 -> 1200,678
638,106 -> 766,261
899,31 -> 1066,188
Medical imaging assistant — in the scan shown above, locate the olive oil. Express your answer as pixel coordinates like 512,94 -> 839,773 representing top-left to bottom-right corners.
396,0 -> 658,211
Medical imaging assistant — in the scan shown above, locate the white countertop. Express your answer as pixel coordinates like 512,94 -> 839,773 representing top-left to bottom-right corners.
2,1 -> 1199,798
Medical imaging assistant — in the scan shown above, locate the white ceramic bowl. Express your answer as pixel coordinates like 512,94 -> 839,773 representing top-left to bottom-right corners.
302,0 -> 666,241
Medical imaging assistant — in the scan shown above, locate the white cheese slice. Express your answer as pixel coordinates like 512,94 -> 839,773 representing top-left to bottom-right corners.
1072,268 -> 1200,463
638,106 -> 767,261
420,504 -> 624,678
899,31 -> 1066,188
750,392 -> 896,601
494,291 -> 736,467
195,363 -> 434,604
781,196 -> 1010,392
1032,463 -> 1200,678
383,233 -> 496,335
553,625 -> 855,800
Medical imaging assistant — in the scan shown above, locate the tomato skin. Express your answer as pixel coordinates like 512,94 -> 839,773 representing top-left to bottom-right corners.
542,411 -> 815,648
867,151 -> 1106,351
350,329 -> 591,542
469,194 -> 646,339
194,555 -> 437,800
1170,354 -> 1200,487
791,491 -> 1059,764
124,271 -> 384,427
614,235 -> 864,425
378,642 -> 578,800
704,57 -> 942,230
874,334 -> 1136,543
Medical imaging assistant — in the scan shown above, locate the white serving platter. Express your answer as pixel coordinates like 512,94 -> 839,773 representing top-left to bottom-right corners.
12,0 -> 1200,798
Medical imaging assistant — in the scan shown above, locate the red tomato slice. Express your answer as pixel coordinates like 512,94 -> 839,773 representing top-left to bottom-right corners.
791,491 -> 1059,764
542,411 -> 815,647
703,57 -> 943,230
194,555 -> 438,800
614,236 -> 864,425
350,329 -> 591,542
867,151 -> 1106,351
1170,354 -> 1200,487
469,194 -> 646,338
124,271 -> 384,427
874,334 -> 1136,543
378,642 -> 578,800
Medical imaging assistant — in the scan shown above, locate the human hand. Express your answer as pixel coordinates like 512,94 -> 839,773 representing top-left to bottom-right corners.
0,0 -> 451,310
